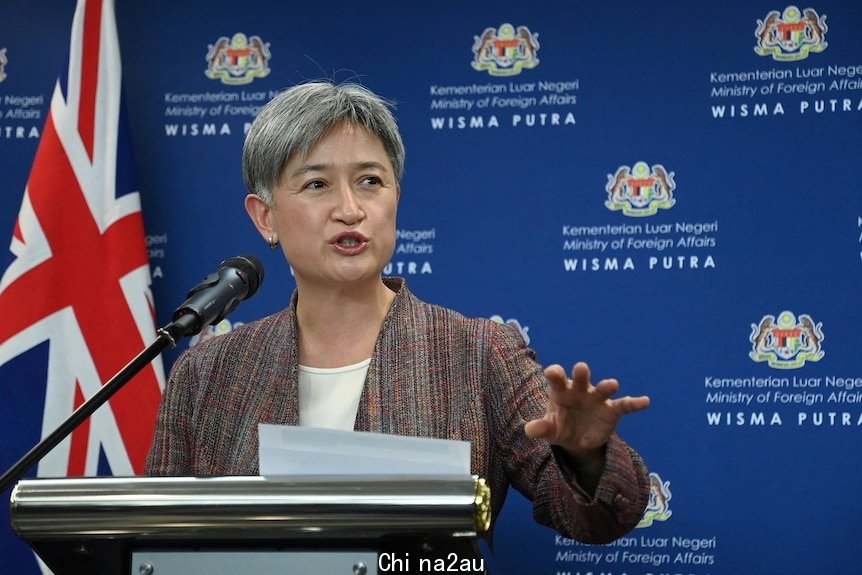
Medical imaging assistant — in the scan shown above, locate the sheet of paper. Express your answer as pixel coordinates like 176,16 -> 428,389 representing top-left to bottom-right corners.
258,424 -> 471,476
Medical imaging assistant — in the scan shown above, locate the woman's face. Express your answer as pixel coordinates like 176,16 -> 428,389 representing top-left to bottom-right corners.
254,121 -> 399,290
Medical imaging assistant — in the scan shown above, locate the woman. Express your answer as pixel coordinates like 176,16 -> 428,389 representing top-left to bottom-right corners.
145,81 -> 651,544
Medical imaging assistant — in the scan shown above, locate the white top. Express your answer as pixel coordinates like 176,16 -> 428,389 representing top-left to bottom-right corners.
297,358 -> 370,430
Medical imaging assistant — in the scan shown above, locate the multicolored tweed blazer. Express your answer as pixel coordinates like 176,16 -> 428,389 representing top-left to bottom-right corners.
146,277 -> 650,543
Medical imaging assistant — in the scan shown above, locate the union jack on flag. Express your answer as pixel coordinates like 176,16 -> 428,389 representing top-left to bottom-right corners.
0,1 -> 164,568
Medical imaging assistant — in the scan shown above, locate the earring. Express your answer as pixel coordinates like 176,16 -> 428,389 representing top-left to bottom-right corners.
268,236 -> 278,250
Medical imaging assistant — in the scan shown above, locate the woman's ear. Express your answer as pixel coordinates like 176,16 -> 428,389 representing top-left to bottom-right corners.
244,194 -> 274,242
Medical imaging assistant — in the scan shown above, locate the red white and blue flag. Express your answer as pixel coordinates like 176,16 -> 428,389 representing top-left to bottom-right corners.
0,0 -> 164,568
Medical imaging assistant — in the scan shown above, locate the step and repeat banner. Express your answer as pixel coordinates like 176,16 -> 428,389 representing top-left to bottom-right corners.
1,1 -> 861,573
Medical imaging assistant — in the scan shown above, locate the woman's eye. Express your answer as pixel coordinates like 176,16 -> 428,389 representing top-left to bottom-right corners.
304,180 -> 326,191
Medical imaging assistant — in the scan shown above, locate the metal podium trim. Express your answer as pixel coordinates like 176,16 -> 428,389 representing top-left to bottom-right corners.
11,474 -> 490,541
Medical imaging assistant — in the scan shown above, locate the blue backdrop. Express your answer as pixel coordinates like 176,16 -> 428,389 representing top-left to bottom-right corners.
1,1 -> 861,573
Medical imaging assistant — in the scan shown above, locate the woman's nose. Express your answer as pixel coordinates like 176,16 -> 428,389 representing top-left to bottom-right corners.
333,182 -> 364,223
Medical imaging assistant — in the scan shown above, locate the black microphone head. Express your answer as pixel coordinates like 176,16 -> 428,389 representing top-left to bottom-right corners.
218,254 -> 265,300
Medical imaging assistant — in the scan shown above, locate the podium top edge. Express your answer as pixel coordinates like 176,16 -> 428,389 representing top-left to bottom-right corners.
14,474 -> 479,486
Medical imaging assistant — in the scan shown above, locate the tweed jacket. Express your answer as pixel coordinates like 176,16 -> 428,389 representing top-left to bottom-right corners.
145,277 -> 650,543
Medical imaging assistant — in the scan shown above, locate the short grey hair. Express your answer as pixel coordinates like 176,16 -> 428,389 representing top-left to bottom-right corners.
242,81 -> 405,205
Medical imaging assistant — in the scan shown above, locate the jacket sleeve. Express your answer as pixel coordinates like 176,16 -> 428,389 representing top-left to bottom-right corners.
485,321 -> 650,544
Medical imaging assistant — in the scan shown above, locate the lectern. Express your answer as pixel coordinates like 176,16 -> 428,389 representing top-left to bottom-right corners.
10,474 -> 491,575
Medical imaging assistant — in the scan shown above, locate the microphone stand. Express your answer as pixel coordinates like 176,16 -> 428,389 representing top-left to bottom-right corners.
0,314 -> 197,494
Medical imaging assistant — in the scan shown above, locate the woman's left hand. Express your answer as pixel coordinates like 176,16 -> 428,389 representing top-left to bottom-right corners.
524,362 -> 650,456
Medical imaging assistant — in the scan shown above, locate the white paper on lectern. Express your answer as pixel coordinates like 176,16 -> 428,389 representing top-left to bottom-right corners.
258,424 -> 471,476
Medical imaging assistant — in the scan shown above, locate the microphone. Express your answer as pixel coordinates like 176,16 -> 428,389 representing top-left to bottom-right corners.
165,255 -> 265,339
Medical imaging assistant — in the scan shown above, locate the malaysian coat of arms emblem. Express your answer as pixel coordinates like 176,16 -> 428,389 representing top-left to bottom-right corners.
472,23 -> 539,77
755,6 -> 827,61
606,162 -> 676,217
205,33 -> 271,85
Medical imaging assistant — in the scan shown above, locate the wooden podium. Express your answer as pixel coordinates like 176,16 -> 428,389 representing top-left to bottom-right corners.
10,474 -> 491,575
